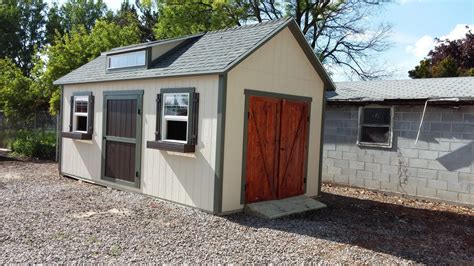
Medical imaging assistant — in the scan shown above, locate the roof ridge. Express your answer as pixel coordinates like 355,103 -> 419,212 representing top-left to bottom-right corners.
205,17 -> 291,35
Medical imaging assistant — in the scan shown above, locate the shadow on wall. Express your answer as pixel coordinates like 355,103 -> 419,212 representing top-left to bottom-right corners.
225,192 -> 474,264
437,141 -> 474,171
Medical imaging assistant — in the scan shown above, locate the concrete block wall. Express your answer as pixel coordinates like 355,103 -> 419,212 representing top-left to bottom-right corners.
322,104 -> 474,206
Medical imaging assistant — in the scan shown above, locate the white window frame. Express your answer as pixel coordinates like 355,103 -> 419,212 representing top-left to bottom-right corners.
357,106 -> 394,148
73,95 -> 89,133
161,92 -> 190,143
107,50 -> 146,70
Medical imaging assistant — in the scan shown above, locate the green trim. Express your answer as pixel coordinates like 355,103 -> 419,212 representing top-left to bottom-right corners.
244,89 -> 312,102
101,90 -> 144,189
240,91 -> 250,204
303,101 -> 312,194
60,171 -> 214,214
317,87 -> 327,196
73,91 -> 93,96
105,136 -> 136,144
213,73 -> 227,214
58,85 -> 64,172
240,89 -> 314,204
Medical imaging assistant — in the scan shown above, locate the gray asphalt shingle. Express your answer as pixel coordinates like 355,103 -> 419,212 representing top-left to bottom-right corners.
328,77 -> 474,102
54,18 -> 291,85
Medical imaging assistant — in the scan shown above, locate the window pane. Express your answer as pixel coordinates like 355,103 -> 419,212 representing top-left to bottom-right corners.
108,50 -> 146,69
75,101 -> 88,113
360,126 -> 390,144
166,120 -> 187,141
164,93 -> 189,116
363,108 -> 391,125
75,116 -> 88,132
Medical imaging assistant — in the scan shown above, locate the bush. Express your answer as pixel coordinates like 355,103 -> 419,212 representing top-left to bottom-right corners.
11,130 -> 56,160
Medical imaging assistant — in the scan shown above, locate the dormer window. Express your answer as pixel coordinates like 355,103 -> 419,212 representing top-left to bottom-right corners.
107,50 -> 146,70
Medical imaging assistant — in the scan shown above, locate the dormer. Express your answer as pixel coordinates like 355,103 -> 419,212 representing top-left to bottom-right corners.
104,34 -> 203,72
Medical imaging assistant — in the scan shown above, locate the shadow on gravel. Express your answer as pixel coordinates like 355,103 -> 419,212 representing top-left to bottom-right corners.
225,192 -> 474,264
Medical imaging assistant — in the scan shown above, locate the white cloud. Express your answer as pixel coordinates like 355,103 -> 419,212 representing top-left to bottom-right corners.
405,24 -> 472,59
405,35 -> 435,58
440,24 -> 473,40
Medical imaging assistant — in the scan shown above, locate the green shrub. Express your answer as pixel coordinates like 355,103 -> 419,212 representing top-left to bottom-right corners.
11,130 -> 56,160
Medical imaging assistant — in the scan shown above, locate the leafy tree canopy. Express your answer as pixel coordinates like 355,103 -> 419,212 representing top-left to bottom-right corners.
409,29 -> 474,78
0,0 -> 47,75
153,0 -> 242,39
42,19 -> 142,114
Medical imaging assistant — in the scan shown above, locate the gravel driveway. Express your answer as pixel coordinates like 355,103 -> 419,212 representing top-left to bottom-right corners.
1,159 -> 473,264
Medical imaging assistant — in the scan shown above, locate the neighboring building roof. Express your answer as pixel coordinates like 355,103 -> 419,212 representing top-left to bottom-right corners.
328,77 -> 474,102
54,18 -> 335,90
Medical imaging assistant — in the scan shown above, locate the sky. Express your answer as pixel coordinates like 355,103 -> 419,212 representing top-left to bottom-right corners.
48,0 -> 474,81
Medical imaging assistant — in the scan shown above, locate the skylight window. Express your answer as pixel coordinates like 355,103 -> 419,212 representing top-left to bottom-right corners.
107,50 -> 146,69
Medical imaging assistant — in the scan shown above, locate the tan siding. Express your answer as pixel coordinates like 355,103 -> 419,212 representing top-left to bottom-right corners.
61,75 -> 219,212
222,27 -> 325,212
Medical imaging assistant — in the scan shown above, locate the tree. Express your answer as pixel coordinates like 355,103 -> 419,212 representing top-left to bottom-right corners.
59,0 -> 109,32
0,59 -> 38,123
409,29 -> 473,78
45,1 -> 64,45
153,1 -> 242,39
41,20 -> 142,114
0,0 -> 47,75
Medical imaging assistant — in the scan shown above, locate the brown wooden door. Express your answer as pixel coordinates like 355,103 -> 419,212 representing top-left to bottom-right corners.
245,95 -> 309,203
277,99 -> 309,199
245,96 -> 281,203
102,92 -> 143,187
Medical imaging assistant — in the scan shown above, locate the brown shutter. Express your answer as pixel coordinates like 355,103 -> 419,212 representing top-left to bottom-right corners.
87,95 -> 94,134
69,96 -> 74,132
191,92 -> 199,145
155,94 -> 162,141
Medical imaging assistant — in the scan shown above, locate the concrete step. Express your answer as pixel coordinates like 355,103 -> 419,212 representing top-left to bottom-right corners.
244,195 -> 327,219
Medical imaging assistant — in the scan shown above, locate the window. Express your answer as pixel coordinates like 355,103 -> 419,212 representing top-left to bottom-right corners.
162,93 -> 189,142
107,50 -> 146,69
73,96 -> 89,132
146,88 -> 199,153
358,106 -> 393,148
62,92 -> 94,140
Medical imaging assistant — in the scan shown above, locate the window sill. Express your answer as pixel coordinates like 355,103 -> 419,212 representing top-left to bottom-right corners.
61,131 -> 93,140
357,142 -> 392,149
146,140 -> 195,153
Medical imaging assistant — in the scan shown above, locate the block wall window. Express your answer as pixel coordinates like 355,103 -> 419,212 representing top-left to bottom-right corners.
358,106 -> 393,148
107,50 -> 146,69
62,92 -> 94,140
146,88 -> 199,152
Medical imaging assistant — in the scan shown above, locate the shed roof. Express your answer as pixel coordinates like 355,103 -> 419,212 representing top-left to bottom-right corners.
328,77 -> 474,102
54,18 -> 335,90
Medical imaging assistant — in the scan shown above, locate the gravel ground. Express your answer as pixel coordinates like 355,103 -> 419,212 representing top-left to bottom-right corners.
1,159 -> 473,264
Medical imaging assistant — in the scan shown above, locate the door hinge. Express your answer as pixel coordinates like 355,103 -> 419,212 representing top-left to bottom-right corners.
138,108 -> 141,115
135,171 -> 139,177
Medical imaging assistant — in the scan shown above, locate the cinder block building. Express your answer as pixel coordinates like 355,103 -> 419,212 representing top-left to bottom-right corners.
322,77 -> 474,206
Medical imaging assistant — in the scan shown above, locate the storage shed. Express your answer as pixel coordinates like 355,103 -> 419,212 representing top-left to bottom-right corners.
54,18 -> 335,214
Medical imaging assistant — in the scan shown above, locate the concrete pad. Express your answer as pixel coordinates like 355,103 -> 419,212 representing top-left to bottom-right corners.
244,196 -> 327,219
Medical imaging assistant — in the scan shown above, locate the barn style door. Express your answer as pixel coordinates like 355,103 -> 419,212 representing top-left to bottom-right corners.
102,91 -> 143,188
245,95 -> 310,204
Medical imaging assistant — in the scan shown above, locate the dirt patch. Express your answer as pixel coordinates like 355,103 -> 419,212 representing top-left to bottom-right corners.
0,160 -> 472,264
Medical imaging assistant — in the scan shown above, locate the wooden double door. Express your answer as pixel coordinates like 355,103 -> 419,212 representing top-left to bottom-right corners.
102,91 -> 143,188
245,94 -> 310,203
